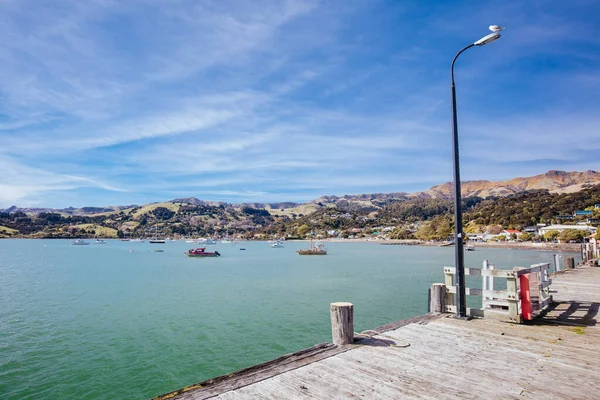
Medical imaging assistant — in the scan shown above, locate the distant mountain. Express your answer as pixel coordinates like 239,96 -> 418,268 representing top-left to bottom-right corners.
3,169 -> 600,239
3,170 -> 600,216
0,205 -> 137,215
170,197 -> 226,207
419,170 -> 600,199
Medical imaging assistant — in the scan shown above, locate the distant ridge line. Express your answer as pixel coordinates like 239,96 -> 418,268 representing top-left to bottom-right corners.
2,170 -> 600,214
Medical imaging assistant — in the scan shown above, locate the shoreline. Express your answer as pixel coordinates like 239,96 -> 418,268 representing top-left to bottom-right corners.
298,238 -> 582,252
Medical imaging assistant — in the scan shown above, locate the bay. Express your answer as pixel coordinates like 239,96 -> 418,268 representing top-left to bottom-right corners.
0,239 -> 577,399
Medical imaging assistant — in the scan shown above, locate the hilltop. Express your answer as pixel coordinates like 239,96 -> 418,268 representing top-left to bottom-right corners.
1,170 -> 600,239
3,170 -> 598,217
422,170 -> 600,199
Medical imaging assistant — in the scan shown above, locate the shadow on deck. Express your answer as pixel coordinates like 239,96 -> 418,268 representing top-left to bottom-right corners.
531,300 -> 600,327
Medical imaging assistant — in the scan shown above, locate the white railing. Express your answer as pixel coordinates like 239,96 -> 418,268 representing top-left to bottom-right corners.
442,260 -> 552,323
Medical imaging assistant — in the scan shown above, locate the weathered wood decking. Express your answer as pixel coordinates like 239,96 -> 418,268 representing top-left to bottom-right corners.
156,266 -> 600,399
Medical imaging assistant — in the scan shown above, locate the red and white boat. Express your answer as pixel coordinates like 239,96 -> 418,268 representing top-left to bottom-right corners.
185,248 -> 221,257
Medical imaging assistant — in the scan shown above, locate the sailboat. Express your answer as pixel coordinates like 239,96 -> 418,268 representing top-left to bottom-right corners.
148,225 -> 165,243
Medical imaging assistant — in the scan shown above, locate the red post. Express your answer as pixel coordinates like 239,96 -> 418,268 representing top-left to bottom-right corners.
520,273 -> 532,321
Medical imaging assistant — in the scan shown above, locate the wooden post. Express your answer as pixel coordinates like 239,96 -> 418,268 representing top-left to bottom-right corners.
564,257 -> 575,269
330,302 -> 354,345
429,283 -> 447,313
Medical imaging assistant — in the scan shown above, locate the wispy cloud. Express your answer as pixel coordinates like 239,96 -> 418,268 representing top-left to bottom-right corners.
1,0 -> 599,207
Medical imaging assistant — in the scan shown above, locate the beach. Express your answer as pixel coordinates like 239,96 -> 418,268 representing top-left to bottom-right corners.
311,238 -> 583,253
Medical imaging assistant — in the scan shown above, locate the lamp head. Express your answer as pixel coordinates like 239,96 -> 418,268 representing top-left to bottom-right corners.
474,32 -> 501,46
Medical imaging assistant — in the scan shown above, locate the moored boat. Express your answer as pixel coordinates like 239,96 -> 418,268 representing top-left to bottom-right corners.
197,238 -> 217,245
72,239 -> 90,246
185,248 -> 221,257
271,241 -> 284,248
297,241 -> 327,255
466,245 -> 475,251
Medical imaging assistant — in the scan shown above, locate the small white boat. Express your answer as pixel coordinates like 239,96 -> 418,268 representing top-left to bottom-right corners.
197,238 -> 217,245
271,241 -> 284,248
94,239 -> 106,244
130,238 -> 145,243
465,245 -> 475,251
72,239 -> 90,246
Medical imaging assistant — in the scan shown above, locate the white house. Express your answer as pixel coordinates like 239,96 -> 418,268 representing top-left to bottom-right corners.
538,224 -> 597,235
501,229 -> 522,239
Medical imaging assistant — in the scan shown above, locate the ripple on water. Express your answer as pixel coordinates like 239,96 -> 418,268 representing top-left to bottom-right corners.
0,240 -> 579,399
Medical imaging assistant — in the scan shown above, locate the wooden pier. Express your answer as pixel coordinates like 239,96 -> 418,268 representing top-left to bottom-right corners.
155,266 -> 600,399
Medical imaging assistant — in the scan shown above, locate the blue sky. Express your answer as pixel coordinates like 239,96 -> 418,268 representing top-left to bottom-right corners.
1,0 -> 599,208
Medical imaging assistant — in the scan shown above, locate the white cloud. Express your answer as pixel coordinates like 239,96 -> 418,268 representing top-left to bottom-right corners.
0,1 -> 599,208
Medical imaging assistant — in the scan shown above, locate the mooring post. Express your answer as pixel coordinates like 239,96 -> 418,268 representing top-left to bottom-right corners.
330,302 -> 354,345
429,283 -> 447,313
564,257 -> 575,269
554,254 -> 561,272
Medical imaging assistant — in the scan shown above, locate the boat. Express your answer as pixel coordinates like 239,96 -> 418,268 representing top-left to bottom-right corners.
466,245 -> 475,251
439,241 -> 455,247
271,241 -> 284,248
154,249 -> 164,252
185,248 -> 221,257
120,239 -> 130,242
296,241 -> 327,255
130,238 -> 145,243
94,239 -> 106,244
197,238 -> 217,245
148,226 -> 165,243
71,239 -> 90,246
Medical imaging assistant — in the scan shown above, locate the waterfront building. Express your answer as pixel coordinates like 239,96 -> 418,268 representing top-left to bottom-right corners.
538,224 -> 597,235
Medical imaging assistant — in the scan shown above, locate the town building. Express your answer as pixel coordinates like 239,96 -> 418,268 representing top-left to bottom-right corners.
537,224 -> 597,235
501,229 -> 522,239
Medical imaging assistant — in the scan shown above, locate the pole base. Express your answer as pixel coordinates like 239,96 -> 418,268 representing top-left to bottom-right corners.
453,315 -> 473,321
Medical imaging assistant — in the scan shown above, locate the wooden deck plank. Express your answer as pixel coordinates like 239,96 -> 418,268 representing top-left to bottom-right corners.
161,266 -> 600,400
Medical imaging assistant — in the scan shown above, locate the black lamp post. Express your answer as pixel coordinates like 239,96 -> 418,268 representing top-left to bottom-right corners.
451,30 -> 502,318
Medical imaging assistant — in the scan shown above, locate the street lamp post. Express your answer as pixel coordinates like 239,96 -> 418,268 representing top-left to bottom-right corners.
451,29 -> 502,318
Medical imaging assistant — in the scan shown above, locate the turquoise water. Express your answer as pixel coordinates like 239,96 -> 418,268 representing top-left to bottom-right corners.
0,240 -> 577,399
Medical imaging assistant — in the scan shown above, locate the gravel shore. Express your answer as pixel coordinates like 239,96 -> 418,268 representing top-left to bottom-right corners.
312,238 -> 583,252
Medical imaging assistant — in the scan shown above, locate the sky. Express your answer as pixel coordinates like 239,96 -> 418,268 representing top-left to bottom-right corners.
1,0 -> 599,208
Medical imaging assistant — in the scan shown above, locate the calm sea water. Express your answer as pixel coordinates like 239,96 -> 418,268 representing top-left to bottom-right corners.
0,239 -> 578,399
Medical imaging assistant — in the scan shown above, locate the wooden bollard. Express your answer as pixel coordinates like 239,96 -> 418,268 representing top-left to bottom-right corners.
330,302 -> 354,345
564,257 -> 575,269
429,283 -> 447,313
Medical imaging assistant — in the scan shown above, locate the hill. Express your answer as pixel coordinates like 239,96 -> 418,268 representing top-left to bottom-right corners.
421,170 -> 600,199
1,170 -> 600,239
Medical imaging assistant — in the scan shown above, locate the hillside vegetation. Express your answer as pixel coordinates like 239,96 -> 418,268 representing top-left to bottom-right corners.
1,171 -> 600,240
